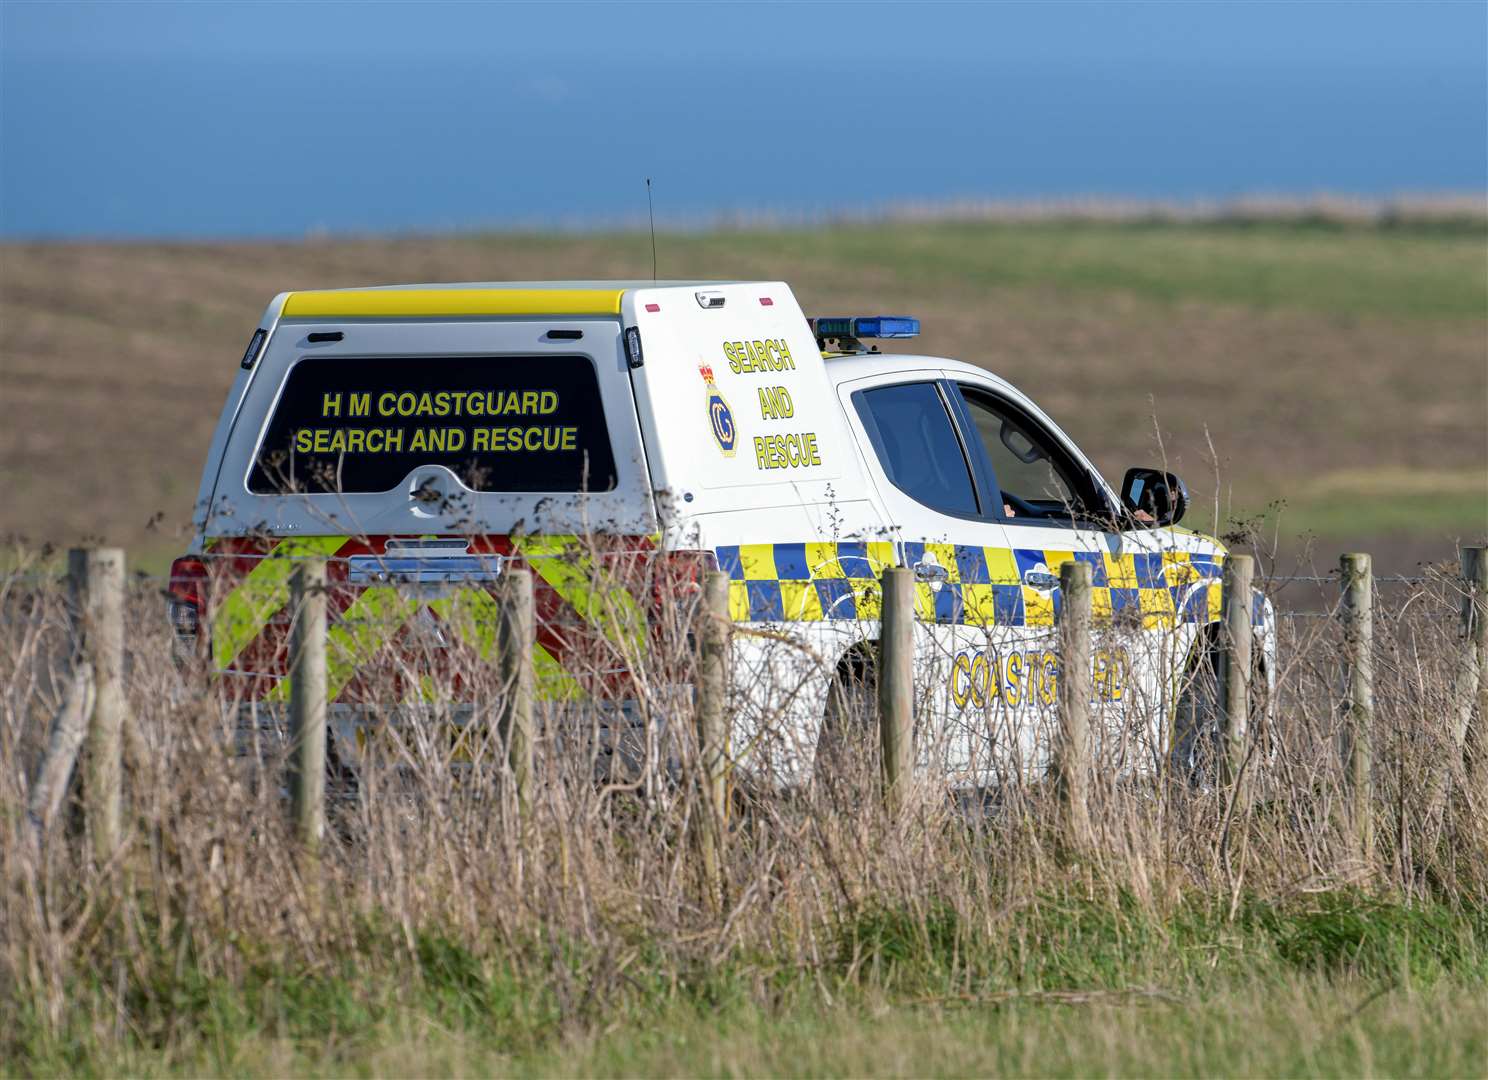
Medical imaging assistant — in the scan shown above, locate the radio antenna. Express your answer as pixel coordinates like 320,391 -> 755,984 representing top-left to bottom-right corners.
645,177 -> 657,281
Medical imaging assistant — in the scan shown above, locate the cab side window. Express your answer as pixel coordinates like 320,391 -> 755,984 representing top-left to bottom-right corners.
854,382 -> 980,518
957,386 -> 1095,522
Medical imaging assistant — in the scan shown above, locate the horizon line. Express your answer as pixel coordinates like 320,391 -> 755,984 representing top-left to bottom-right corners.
3,191 -> 1485,245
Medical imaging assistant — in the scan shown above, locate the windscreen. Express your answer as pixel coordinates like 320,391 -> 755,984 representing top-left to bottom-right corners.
249,355 -> 617,494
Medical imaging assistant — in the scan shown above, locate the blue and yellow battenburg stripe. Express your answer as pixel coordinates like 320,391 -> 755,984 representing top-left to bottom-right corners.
715,541 -> 897,623
714,542 -> 1224,628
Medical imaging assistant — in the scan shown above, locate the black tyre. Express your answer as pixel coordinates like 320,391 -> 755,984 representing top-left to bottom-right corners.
1171,636 -> 1271,789
1171,642 -> 1222,786
814,656 -> 880,795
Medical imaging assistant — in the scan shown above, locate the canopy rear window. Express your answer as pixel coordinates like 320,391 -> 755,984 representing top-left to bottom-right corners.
249,355 -> 617,494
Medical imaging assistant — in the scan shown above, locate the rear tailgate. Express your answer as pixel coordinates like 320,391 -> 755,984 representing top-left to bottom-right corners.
188,290 -> 669,701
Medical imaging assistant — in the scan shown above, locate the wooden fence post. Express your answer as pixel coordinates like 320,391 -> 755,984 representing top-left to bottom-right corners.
1457,546 -> 1488,810
1217,553 -> 1254,793
25,663 -> 96,852
70,547 -> 125,861
695,570 -> 731,906
1340,553 -> 1374,860
878,567 -> 914,815
288,558 -> 327,853
1424,545 -> 1487,834
498,568 -> 536,815
1055,560 -> 1094,849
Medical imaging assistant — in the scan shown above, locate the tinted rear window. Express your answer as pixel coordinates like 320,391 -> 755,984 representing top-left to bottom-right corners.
249,355 -> 617,494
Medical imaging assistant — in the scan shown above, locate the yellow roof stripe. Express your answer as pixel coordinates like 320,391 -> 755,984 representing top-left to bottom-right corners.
281,287 -> 625,319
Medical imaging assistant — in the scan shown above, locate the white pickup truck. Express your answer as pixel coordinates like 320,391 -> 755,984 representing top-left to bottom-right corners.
167,279 -> 1272,786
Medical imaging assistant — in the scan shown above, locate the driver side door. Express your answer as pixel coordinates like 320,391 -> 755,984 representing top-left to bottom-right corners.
841,372 -> 1124,784
948,379 -> 1175,776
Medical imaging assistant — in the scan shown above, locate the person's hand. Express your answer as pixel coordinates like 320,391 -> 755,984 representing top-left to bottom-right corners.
1003,503 -> 1016,518
1133,508 -> 1154,524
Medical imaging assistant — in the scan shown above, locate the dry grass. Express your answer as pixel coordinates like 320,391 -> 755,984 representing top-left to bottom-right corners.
2,220 -> 1484,571
2,537 -> 1485,1073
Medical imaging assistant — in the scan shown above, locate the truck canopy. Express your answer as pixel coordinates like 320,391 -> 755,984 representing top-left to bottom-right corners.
196,280 -> 870,543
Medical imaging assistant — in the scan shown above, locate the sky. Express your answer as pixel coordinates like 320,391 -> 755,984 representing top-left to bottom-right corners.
2,1 -> 1485,238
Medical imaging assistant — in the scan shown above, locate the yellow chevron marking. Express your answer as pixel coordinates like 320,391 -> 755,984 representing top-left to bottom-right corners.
324,586 -> 423,700
429,587 -> 584,702
512,535 -> 648,663
428,588 -> 499,658
532,641 -> 585,702
266,584 -> 422,703
210,536 -> 345,671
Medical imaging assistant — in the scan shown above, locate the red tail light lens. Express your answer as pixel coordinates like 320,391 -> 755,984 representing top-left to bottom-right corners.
645,550 -> 719,652
649,549 -> 718,611
167,556 -> 208,638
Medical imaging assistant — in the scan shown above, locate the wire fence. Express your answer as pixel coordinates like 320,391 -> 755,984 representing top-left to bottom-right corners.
0,567 -> 1451,602
6,543 -> 1486,1068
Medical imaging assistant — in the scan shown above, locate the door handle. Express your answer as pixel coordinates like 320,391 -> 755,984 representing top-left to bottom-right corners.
914,561 -> 950,584
1022,569 -> 1060,590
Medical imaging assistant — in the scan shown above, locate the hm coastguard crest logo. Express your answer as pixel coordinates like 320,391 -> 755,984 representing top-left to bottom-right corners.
699,364 -> 737,457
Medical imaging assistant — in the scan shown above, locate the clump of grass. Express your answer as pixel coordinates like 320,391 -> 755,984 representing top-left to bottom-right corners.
1254,892 -> 1487,983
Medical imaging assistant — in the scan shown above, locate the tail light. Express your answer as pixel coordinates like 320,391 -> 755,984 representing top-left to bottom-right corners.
648,549 -> 718,615
643,549 -> 719,656
167,556 -> 208,639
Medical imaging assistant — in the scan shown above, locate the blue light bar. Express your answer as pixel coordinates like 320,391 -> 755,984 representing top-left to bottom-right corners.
813,316 -> 920,339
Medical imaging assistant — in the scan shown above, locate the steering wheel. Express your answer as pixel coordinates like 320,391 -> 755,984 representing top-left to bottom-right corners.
1001,491 -> 1041,519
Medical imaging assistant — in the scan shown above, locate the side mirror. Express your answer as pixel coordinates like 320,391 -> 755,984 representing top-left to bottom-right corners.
1121,467 -> 1188,527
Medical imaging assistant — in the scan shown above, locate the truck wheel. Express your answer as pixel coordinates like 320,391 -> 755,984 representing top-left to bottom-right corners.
1171,641 -> 1222,787
814,652 -> 879,796
1171,635 -> 1271,789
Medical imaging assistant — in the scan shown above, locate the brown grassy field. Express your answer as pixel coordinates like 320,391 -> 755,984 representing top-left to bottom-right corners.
4,218 -> 1487,1071
2,221 -> 1484,572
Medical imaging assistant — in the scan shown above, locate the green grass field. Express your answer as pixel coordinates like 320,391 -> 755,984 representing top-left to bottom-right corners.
20,892 -> 1487,1077
659,219 -> 1488,318
2,217 -> 1483,573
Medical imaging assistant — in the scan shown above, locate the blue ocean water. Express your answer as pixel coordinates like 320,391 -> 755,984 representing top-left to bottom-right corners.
2,2 -> 1484,238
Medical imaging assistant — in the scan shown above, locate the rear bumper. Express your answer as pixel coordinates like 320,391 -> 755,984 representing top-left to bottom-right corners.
230,696 -> 688,784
